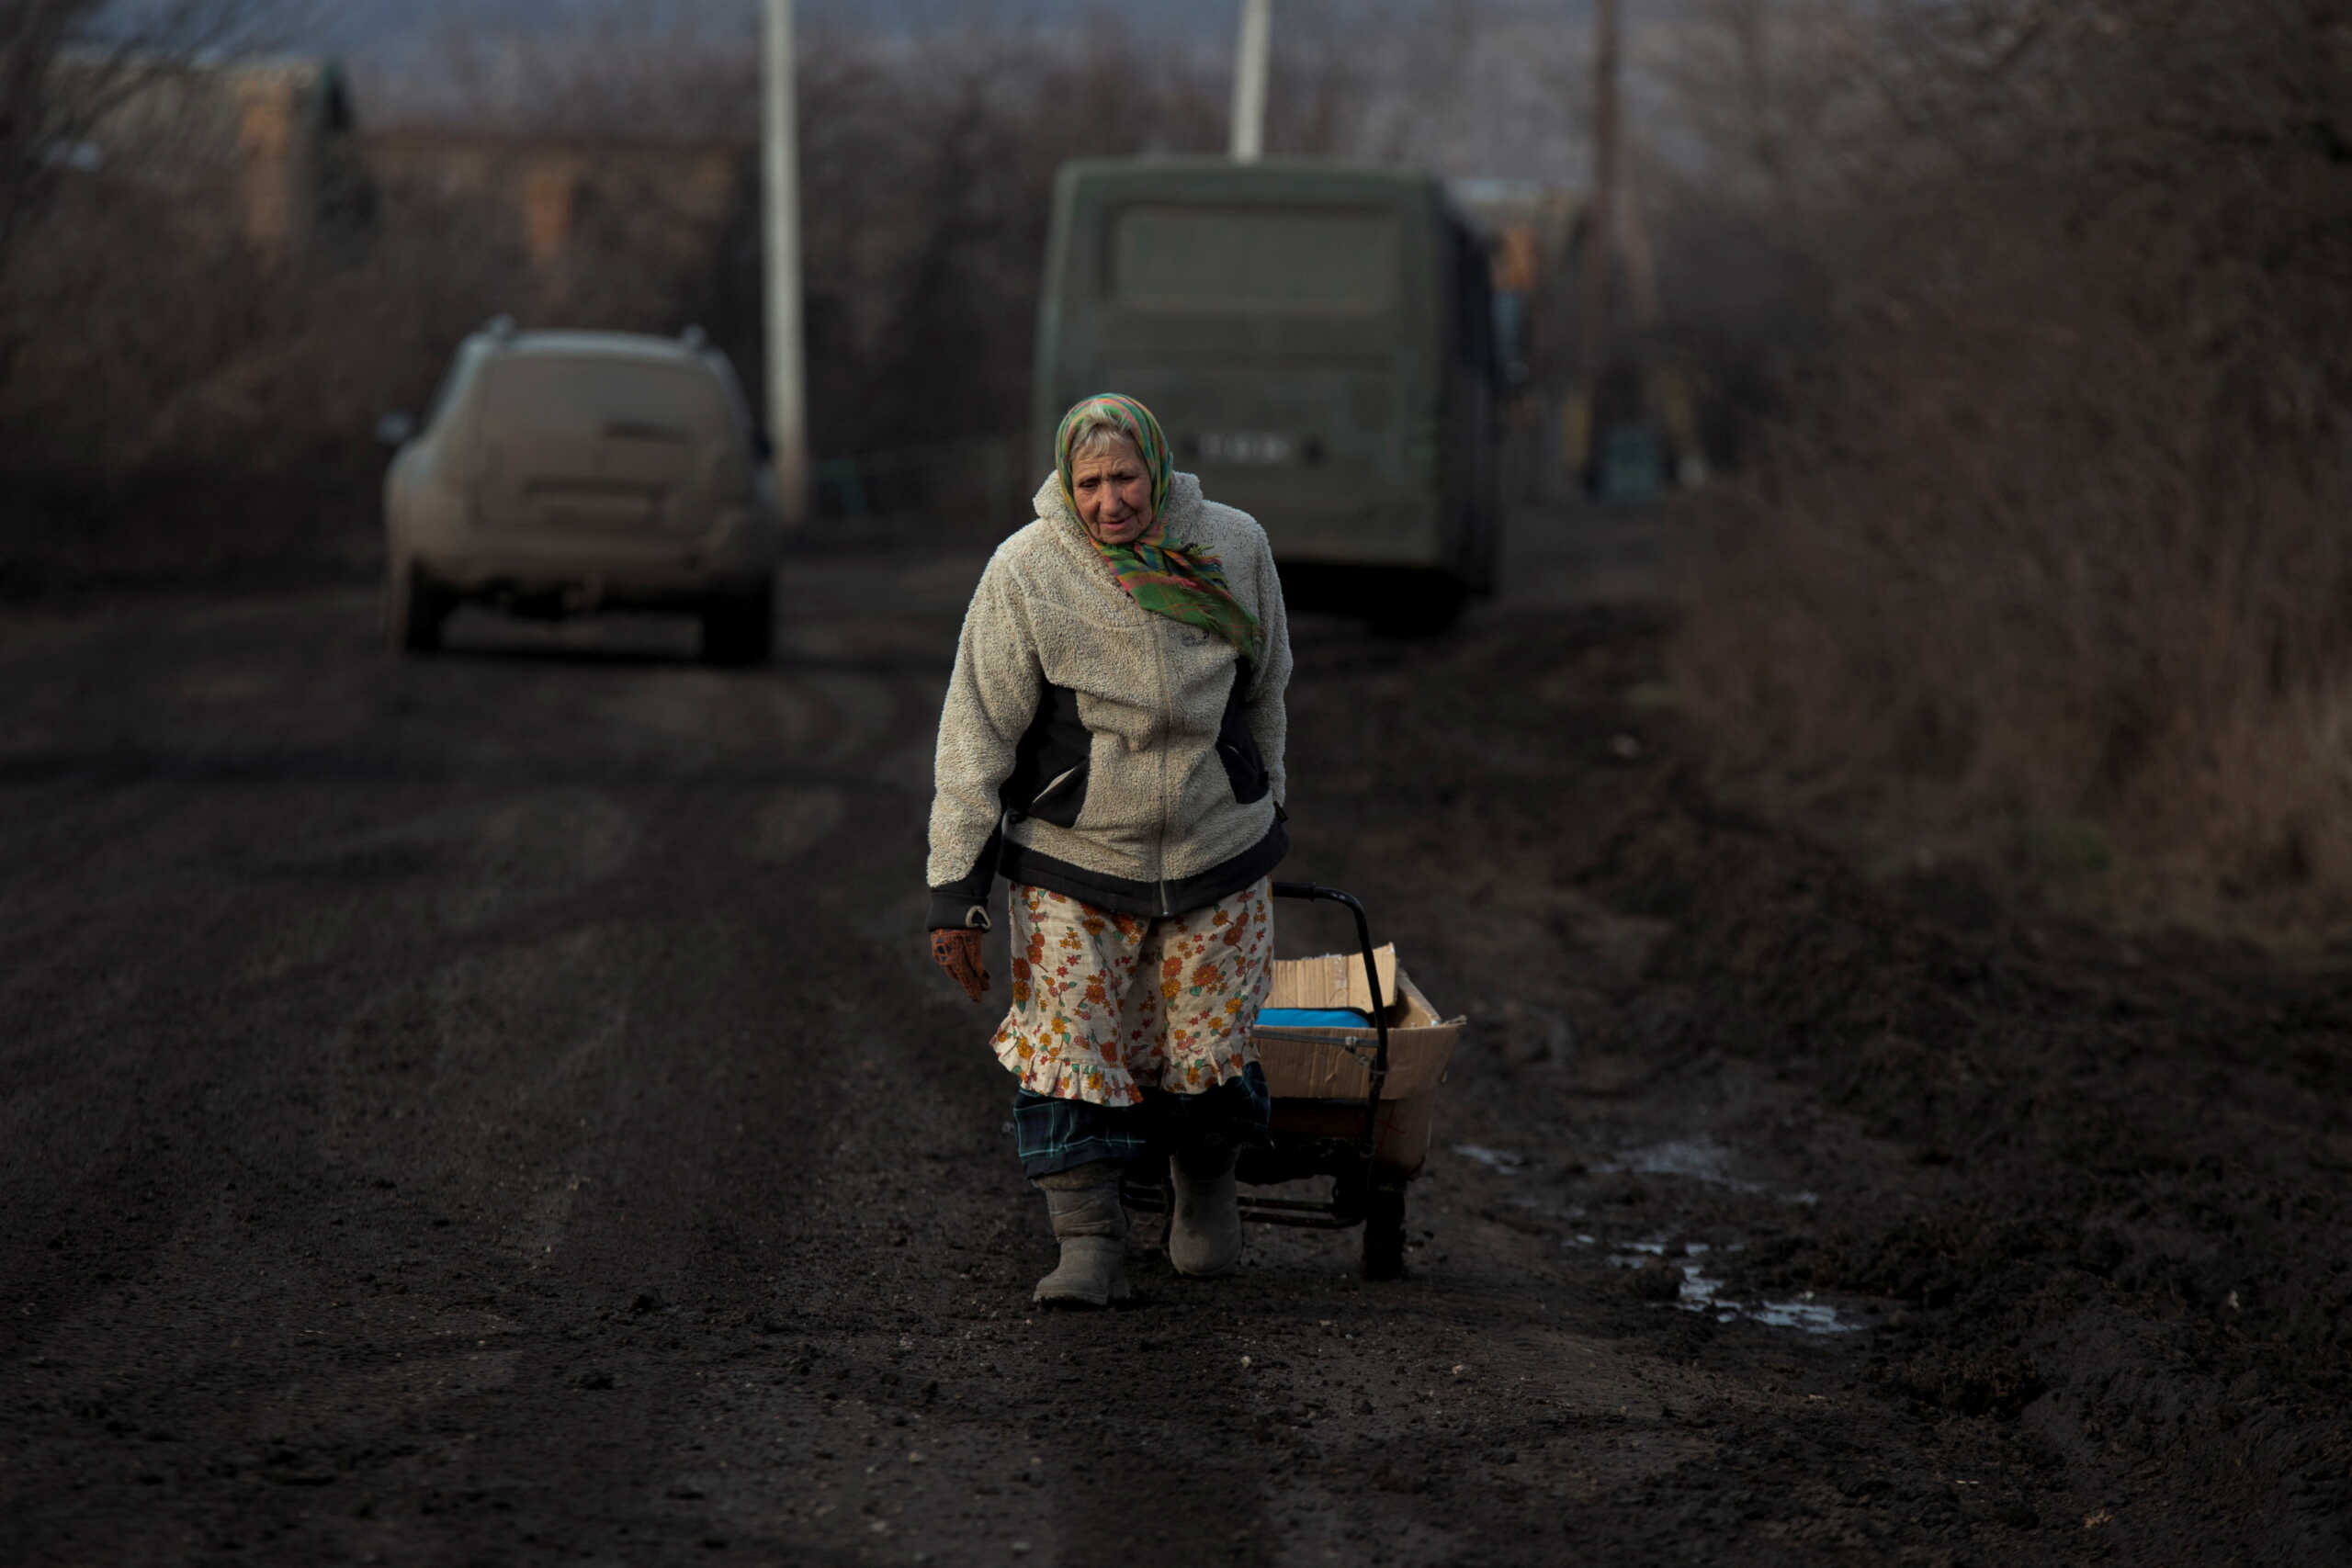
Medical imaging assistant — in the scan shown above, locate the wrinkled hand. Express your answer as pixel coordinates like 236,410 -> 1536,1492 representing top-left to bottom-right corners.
930,927 -> 990,1003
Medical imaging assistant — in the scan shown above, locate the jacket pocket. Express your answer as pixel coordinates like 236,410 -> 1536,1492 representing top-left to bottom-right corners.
1001,683 -> 1092,826
1215,711 -> 1270,806
1024,761 -> 1091,828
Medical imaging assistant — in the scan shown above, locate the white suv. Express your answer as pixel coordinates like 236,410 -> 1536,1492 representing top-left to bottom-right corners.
380,323 -> 784,663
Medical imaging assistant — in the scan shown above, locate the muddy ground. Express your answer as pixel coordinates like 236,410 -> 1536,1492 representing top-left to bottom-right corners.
2,502 -> 2346,1566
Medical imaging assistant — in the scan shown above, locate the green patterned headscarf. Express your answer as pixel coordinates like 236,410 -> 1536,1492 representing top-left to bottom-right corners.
1055,393 -> 1261,662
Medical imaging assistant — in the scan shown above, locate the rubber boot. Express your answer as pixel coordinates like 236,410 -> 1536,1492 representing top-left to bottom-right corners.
1032,1161 -> 1130,1308
1167,1143 -> 1243,1278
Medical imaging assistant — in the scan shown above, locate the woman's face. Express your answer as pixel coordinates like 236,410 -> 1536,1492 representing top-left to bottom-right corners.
1069,436 -> 1157,546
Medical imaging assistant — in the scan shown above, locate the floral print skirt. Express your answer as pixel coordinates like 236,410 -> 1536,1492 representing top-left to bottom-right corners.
991,878 -> 1274,1106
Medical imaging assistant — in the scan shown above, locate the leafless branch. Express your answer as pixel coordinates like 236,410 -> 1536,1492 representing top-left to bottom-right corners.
1,0 -> 288,256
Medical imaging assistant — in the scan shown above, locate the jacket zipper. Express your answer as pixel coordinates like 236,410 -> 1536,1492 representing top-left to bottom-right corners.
1148,608 -> 1175,917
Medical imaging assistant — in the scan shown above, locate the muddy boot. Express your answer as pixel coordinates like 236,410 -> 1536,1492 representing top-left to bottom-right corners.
1168,1143 -> 1243,1278
1032,1161 -> 1130,1308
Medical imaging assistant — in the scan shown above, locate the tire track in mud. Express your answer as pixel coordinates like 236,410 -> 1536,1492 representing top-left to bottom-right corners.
0,582 -> 978,1562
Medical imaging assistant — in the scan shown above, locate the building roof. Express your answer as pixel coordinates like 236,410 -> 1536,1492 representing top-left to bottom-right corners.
53,48 -> 356,130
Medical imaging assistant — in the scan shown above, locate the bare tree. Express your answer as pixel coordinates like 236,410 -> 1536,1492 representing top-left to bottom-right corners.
381,7 -> 761,141
0,1 -> 283,258
1665,0 -> 2352,918
0,1 -> 107,256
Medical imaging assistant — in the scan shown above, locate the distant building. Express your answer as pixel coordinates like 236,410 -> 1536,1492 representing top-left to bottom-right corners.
355,129 -> 747,284
47,50 -> 368,258
45,48 -> 752,317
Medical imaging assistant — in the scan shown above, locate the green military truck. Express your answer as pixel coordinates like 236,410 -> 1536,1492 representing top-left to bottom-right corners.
1033,157 -> 1502,625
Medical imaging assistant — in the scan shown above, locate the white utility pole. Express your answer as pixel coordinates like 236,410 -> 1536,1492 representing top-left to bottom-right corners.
1230,0 -> 1272,162
762,0 -> 811,526
1578,0 -> 1622,383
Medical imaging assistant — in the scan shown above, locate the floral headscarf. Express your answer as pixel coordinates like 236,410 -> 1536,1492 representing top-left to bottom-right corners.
1055,392 -> 1171,519
1054,393 -> 1261,662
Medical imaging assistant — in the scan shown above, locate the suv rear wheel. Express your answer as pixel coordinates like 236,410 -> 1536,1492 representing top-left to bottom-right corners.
700,585 -> 774,666
384,559 -> 453,654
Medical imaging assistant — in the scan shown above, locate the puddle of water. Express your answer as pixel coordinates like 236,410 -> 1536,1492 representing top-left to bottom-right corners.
1677,1261 -> 1860,1335
1595,1235 -> 1861,1335
1748,1298 -> 1855,1333
1600,1138 -> 1733,1182
1595,1136 -> 1819,1205
1452,1143 -> 1525,1173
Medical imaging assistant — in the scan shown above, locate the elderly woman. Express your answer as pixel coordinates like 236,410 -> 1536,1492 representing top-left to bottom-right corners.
925,393 -> 1293,1308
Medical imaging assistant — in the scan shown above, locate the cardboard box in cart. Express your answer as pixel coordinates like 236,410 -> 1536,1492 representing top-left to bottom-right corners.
1250,944 -> 1464,1177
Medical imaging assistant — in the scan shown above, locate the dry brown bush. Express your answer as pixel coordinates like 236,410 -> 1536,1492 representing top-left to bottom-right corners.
1665,0 -> 2352,932
0,163 -> 540,590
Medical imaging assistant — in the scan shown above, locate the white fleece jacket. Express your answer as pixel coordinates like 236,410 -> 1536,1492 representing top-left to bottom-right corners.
924,469 -> 1293,929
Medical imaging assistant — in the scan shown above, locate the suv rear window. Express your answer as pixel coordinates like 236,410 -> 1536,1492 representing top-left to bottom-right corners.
1109,206 -> 1399,315
476,355 -> 733,441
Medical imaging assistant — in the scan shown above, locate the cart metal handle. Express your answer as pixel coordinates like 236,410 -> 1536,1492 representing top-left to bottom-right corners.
1270,881 -> 1392,1174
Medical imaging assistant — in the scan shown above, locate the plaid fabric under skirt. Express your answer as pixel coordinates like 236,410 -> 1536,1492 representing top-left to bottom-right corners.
1013,1063 -> 1272,1179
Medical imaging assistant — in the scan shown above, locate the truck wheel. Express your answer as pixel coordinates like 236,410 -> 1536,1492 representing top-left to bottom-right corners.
1362,1183 -> 1408,1281
1371,573 -> 1465,637
701,586 -> 774,666
1468,508 -> 1502,598
384,559 -> 449,654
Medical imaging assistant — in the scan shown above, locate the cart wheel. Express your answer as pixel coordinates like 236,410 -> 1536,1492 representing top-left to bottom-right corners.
1361,1183 -> 1408,1281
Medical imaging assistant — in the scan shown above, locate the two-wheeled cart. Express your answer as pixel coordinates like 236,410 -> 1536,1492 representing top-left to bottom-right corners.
1125,881 -> 1463,1280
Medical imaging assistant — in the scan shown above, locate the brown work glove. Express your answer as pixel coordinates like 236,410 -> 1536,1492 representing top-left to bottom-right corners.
930,927 -> 990,1003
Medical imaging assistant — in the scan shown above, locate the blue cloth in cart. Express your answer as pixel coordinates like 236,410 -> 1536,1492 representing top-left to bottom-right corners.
1256,1007 -> 1375,1029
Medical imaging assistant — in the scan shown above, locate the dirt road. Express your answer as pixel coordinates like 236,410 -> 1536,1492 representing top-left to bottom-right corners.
2,504 -> 2346,1565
